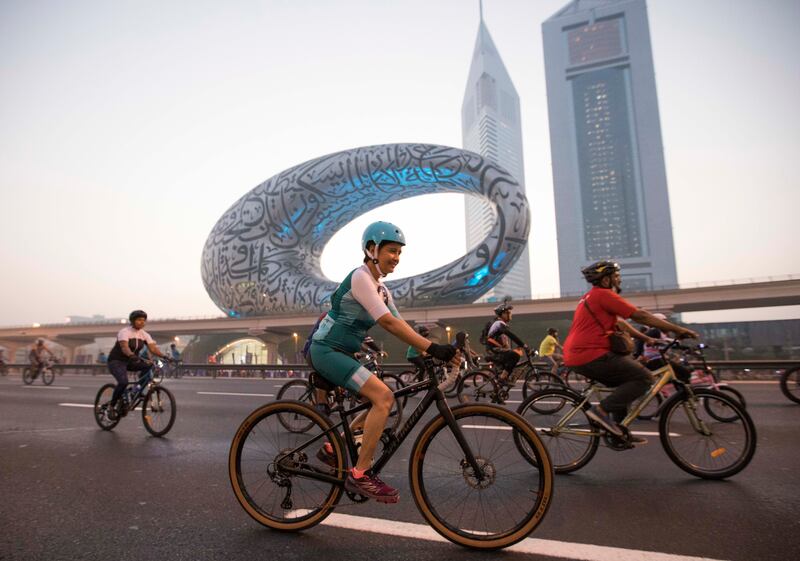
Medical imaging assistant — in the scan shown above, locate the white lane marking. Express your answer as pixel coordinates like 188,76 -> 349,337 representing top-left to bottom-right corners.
462,425 -> 512,431
322,513 -> 726,560
59,403 -> 142,411
197,391 -> 274,397
726,380 -> 779,385
21,386 -> 71,390
506,400 -> 522,404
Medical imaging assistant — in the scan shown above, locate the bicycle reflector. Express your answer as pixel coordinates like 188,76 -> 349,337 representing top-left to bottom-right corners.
711,447 -> 727,458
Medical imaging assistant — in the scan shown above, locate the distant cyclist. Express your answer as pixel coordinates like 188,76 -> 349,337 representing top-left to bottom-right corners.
563,261 -> 698,440
28,339 -> 55,379
538,328 -> 563,375
406,324 -> 431,376
484,303 -> 529,386
106,310 -> 169,419
308,221 -> 459,503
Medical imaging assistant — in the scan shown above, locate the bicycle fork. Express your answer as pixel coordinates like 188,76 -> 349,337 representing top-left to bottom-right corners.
435,398 -> 487,482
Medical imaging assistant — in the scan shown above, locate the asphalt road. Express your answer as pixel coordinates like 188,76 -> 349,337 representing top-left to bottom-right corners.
1,373 -> 798,561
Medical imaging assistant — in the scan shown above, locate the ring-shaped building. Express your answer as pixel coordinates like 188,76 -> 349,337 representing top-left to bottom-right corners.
201,143 -> 530,316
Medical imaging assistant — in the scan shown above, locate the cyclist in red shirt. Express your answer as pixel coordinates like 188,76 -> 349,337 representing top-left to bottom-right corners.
563,261 -> 698,440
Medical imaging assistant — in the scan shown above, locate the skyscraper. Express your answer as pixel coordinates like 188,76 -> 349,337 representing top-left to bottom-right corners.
543,0 -> 678,295
462,4 -> 531,302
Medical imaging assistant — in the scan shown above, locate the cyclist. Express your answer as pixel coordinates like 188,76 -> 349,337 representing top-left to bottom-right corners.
169,343 -> 181,362
538,328 -> 563,375
308,221 -> 459,503
563,261 -> 698,440
28,339 -> 55,380
484,303 -> 529,387
106,310 -> 169,420
406,324 -> 431,377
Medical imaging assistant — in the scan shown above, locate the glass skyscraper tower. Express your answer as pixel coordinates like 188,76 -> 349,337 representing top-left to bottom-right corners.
462,6 -> 531,302
543,0 -> 678,295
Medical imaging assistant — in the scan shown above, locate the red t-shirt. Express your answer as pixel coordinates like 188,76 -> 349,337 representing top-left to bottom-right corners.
563,287 -> 638,367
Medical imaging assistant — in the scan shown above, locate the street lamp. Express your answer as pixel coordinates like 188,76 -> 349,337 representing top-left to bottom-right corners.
445,326 -> 451,344
293,332 -> 299,360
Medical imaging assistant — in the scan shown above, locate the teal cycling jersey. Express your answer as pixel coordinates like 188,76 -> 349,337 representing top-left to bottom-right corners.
406,345 -> 421,360
312,265 -> 400,354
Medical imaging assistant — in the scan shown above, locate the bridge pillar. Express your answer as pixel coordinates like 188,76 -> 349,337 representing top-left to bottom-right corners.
0,341 -> 23,364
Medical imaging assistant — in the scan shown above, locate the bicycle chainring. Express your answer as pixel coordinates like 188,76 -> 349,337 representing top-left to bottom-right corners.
603,427 -> 634,451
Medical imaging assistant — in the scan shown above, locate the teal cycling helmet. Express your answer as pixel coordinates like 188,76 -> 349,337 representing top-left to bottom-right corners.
361,221 -> 406,255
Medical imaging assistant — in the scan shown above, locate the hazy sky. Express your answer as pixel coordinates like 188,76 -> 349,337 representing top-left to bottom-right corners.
1,0 -> 798,327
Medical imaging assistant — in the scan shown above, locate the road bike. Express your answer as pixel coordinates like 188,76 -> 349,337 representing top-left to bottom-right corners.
229,362 -> 554,550
516,340 -> 757,480
780,366 -> 800,404
22,359 -> 58,385
93,358 -> 177,437
456,347 -> 563,405
635,343 -> 746,422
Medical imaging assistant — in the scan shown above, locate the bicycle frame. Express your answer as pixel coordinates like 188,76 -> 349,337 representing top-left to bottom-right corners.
276,372 -> 488,486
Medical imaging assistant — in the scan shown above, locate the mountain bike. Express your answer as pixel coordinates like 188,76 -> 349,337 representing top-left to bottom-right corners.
516,340 -> 757,480
93,358 -> 177,437
229,362 -> 554,550
22,359 -> 58,385
635,343 -> 746,422
457,347 -> 563,404
780,366 -> 800,404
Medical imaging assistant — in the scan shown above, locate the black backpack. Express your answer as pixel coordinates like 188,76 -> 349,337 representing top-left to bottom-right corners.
479,321 -> 493,347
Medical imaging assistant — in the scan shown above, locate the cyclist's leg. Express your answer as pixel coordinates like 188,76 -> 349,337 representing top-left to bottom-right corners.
353,376 -> 394,471
107,360 -> 129,406
496,350 -> 520,383
581,353 -> 651,422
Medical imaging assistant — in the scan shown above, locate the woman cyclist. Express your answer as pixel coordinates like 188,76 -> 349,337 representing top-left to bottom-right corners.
308,221 -> 459,503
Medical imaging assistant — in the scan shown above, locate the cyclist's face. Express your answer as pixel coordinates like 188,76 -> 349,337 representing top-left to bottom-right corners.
377,242 -> 403,274
133,317 -> 146,329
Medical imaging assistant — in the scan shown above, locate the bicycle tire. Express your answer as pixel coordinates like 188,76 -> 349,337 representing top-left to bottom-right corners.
516,388 -> 599,473
563,370 -> 591,392
229,400 -> 345,531
142,386 -> 177,437
409,403 -> 553,550
780,367 -> 800,404
521,369 -> 563,400
22,367 -> 34,385
276,380 -> 316,433
635,392 -> 664,420
659,388 -> 757,479
702,385 -> 746,422
399,369 -> 420,386
42,368 -> 55,386
94,383 -> 120,431
456,371 -> 499,404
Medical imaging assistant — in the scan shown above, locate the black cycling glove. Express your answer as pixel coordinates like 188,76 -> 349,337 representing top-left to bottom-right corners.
426,342 -> 457,362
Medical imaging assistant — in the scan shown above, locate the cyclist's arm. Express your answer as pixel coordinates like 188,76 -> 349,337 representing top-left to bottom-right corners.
617,320 -> 655,343
118,341 -> 137,359
493,324 -> 526,348
629,310 -> 699,339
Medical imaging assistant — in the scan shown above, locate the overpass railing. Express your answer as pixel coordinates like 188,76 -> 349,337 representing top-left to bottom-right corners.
2,360 -> 798,380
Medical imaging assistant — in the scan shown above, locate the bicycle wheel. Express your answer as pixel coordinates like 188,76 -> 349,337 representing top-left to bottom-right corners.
635,392 -> 663,420
229,401 -> 345,531
780,367 -> 800,404
521,370 -> 563,400
42,368 -> 55,386
22,367 -> 34,385
457,371 -> 498,404
142,386 -> 177,437
659,388 -> 757,479
702,386 -> 745,422
516,388 -> 599,473
94,383 -> 120,431
409,403 -> 553,550
276,380 -> 316,433
399,369 -> 420,386
563,370 -> 590,392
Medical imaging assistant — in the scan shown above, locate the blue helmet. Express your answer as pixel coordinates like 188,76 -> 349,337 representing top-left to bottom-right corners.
361,221 -> 406,253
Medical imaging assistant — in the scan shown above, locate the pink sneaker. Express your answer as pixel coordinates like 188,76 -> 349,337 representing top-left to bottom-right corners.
345,472 -> 399,504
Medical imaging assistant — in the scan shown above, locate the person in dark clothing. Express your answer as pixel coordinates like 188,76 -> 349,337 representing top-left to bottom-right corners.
485,303 -> 529,385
